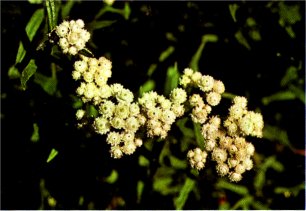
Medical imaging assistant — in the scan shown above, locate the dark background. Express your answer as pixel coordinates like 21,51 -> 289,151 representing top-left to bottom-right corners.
1,1 -> 305,209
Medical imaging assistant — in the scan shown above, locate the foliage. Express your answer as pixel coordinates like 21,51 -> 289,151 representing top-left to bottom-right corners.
2,0 -> 305,210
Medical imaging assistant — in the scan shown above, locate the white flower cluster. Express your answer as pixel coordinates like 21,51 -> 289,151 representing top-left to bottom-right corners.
138,88 -> 187,139
51,19 -> 265,183
73,56 -> 146,159
55,19 -> 90,55
181,68 -> 263,182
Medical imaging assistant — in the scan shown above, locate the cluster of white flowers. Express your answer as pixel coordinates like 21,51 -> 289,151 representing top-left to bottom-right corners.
181,68 -> 263,182
55,19 -> 90,55
138,88 -> 186,139
51,20 -> 264,182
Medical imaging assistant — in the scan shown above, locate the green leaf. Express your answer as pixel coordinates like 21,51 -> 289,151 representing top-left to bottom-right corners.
263,124 -> 293,149
137,180 -> 145,203
164,63 -> 180,95
123,2 -> 131,20
86,105 -> 99,118
254,170 -> 266,191
153,167 -> 179,195
231,196 -> 253,210
169,155 -> 187,169
216,180 -> 249,195
229,4 -> 239,22
31,123 -> 40,142
26,8 -> 45,42
147,63 -> 157,77
105,170 -> 118,184
176,117 -> 195,138
46,148 -> 58,163
190,34 -> 218,71
235,30 -> 251,50
89,20 -> 117,30
21,59 -> 38,90
139,80 -> 155,96
34,72 -> 57,95
193,122 -> 204,149
174,177 -> 195,210
289,84 -> 305,104
262,90 -> 296,105
46,0 -> 56,30
8,66 -> 21,79
139,155 -> 150,167
159,46 -> 175,62
61,0 -> 76,19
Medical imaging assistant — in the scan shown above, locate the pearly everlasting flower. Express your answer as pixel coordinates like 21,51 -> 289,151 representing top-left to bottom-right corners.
76,109 -> 85,120
125,116 -> 140,132
110,145 -> 123,159
74,60 -> 88,73
114,102 -> 130,119
229,172 -> 242,182
212,148 -> 227,163
216,163 -> 230,176
116,88 -> 134,103
93,117 -> 110,135
213,80 -> 225,94
55,19 -> 90,55
170,88 -> 187,104
99,100 -> 115,118
198,75 -> 214,92
106,131 -> 122,146
206,91 -> 221,106
187,148 -> 208,170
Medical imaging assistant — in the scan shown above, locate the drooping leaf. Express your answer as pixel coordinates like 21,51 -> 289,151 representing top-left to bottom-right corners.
31,123 -> 40,142
190,34 -> 218,71
137,180 -> 145,203
139,80 -> 155,96
262,90 -> 296,105
105,170 -> 118,184
123,2 -> 131,20
159,46 -> 175,62
147,63 -> 157,77
216,179 -> 249,195
21,59 -> 38,90
174,177 -> 195,209
88,20 -> 117,30
34,72 -> 57,95
46,148 -> 58,163
8,66 -> 21,79
229,4 -> 239,22
231,196 -> 253,210
235,30 -> 251,50
193,122 -> 204,149
139,155 -> 150,167
263,124 -> 293,149
164,63 -> 180,95
169,155 -> 187,169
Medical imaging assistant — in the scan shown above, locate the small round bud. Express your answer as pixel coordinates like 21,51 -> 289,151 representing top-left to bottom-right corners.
213,80 -> 225,94
198,75 -> 214,92
216,163 -> 229,176
206,92 -> 221,106
76,109 -> 85,120
110,146 -> 123,159
229,172 -> 242,182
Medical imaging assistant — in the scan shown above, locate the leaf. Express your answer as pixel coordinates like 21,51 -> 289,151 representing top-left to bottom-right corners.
229,4 -> 239,22
21,59 -> 38,90
176,117 -> 195,138
147,63 -> 157,77
8,66 -> 21,79
46,0 -> 56,30
190,34 -> 218,71
159,46 -> 175,62
216,180 -> 249,195
254,170 -> 266,191
46,148 -> 58,163
153,167 -> 179,195
231,196 -> 253,210
105,170 -> 118,184
123,2 -> 131,20
193,122 -> 204,149
174,177 -> 195,210
235,30 -> 251,50
61,0 -> 76,19
164,63 -> 180,95
34,72 -> 57,95
263,124 -> 293,149
262,90 -> 296,105
169,155 -> 187,169
137,180 -> 145,203
31,123 -> 40,142
139,155 -> 150,167
139,80 -> 155,96
89,20 -> 117,30
26,8 -> 45,42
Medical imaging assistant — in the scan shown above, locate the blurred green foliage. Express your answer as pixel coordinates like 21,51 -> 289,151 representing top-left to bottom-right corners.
2,0 -> 305,210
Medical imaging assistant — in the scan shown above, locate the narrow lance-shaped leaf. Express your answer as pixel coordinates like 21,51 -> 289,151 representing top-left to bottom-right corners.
174,177 -> 195,209
46,0 -> 56,30
21,59 -> 38,90
46,148 -> 58,163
